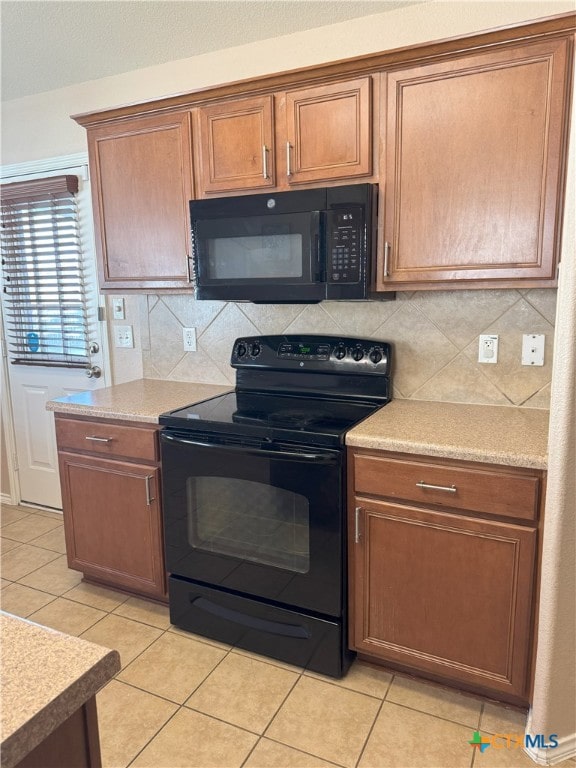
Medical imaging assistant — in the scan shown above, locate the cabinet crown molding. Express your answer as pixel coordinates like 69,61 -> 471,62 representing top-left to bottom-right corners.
72,12 -> 575,127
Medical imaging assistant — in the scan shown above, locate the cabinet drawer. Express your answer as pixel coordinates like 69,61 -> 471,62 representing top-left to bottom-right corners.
354,454 -> 539,522
55,417 -> 158,462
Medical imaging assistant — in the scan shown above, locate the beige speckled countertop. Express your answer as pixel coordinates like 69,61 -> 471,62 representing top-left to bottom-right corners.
0,612 -> 120,768
46,378 -> 232,423
346,400 -> 549,469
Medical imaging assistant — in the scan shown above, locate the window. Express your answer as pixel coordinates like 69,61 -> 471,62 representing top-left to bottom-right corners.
1,175 -> 90,368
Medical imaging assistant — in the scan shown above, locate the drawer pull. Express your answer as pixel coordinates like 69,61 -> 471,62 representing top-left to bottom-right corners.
416,481 -> 457,493
85,436 -> 113,443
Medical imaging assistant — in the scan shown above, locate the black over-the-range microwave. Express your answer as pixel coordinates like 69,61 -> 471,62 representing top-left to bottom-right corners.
190,183 -> 389,303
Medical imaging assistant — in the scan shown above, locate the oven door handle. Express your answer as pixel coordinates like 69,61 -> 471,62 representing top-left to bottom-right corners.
191,596 -> 311,639
161,432 -> 339,463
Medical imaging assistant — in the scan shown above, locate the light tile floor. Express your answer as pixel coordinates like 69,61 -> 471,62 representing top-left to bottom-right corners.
2,503 -> 575,768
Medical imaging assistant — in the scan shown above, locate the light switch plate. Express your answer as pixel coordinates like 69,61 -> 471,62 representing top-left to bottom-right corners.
112,298 -> 125,320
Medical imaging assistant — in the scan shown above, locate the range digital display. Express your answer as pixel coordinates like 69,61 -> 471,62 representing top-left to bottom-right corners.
278,342 -> 330,361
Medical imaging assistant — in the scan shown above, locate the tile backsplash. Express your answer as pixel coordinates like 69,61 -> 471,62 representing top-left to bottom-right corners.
126,288 -> 556,408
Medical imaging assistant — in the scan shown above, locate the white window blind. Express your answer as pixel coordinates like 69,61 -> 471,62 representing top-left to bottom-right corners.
1,175 -> 90,368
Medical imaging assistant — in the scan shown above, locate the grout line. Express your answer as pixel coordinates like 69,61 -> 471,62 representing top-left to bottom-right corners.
260,666 -> 304,741
382,698 -> 483,732
245,735 -> 348,768
124,701 -> 183,768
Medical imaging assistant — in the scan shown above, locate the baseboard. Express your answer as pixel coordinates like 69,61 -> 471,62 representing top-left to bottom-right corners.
524,732 -> 576,765
1,492 -> 15,505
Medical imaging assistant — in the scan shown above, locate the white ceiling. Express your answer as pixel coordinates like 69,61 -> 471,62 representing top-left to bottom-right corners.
1,1 -> 425,102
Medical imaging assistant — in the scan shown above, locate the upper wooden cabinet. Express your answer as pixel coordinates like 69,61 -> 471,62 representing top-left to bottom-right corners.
376,38 -> 571,291
73,15 -> 574,292
194,95 -> 275,193
194,77 -> 372,195
87,112 -> 193,290
284,78 -> 372,185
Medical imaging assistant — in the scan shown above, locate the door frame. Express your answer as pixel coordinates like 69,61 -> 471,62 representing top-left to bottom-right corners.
0,152 -> 111,508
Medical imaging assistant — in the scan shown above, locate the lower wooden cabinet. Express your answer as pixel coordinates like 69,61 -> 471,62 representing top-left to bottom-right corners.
56,415 -> 166,600
349,449 -> 543,703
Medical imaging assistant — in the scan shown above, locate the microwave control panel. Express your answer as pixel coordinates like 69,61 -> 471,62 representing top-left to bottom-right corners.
327,208 -> 363,284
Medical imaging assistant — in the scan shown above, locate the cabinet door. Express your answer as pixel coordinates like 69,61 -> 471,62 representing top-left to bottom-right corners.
195,95 -> 275,194
88,112 -> 193,290
378,38 -> 570,290
350,499 -> 536,699
285,78 -> 372,184
59,452 -> 165,599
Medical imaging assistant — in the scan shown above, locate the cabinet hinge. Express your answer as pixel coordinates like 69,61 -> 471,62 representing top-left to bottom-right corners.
1,336 -> 7,358
12,453 -> 18,472
97,305 -> 106,322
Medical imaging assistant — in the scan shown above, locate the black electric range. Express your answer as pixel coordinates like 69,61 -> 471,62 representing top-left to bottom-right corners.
159,334 -> 392,677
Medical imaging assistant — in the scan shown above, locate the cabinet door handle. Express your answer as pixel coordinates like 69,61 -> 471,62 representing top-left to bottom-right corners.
262,145 -> 269,179
354,506 -> 362,543
416,481 -> 457,493
85,435 -> 112,443
286,141 -> 292,177
145,475 -> 155,506
383,241 -> 390,278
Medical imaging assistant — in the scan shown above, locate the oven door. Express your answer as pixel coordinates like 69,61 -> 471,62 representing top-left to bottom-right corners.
160,430 -> 344,617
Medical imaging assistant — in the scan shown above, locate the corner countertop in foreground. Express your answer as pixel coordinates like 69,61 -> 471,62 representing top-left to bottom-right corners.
46,378 -> 232,423
346,400 -> 549,469
0,612 -> 120,768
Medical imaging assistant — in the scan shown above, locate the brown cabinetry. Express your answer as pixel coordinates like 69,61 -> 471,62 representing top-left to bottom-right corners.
377,38 -> 571,291
349,449 -> 543,703
284,78 -> 372,185
194,77 -> 372,195
73,16 -> 573,292
87,112 -> 193,290
56,415 -> 166,600
194,95 -> 275,193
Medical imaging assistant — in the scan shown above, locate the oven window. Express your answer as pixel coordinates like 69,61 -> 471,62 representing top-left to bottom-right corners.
207,232 -> 303,280
187,477 -> 310,573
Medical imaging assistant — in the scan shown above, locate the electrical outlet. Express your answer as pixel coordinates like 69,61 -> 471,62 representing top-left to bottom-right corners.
478,334 -> 499,364
522,334 -> 545,366
182,327 -> 197,352
112,298 -> 125,320
114,325 -> 133,348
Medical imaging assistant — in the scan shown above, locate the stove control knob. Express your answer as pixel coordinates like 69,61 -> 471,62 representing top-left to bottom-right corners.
236,342 -> 247,358
369,348 -> 383,364
334,344 -> 347,360
352,347 -> 364,362
250,342 -> 261,357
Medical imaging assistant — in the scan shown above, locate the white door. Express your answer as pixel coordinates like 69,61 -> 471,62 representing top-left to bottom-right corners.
1,158 -> 108,510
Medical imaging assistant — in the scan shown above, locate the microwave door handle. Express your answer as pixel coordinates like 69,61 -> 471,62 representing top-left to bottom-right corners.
311,210 -> 324,281
161,432 -> 337,463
